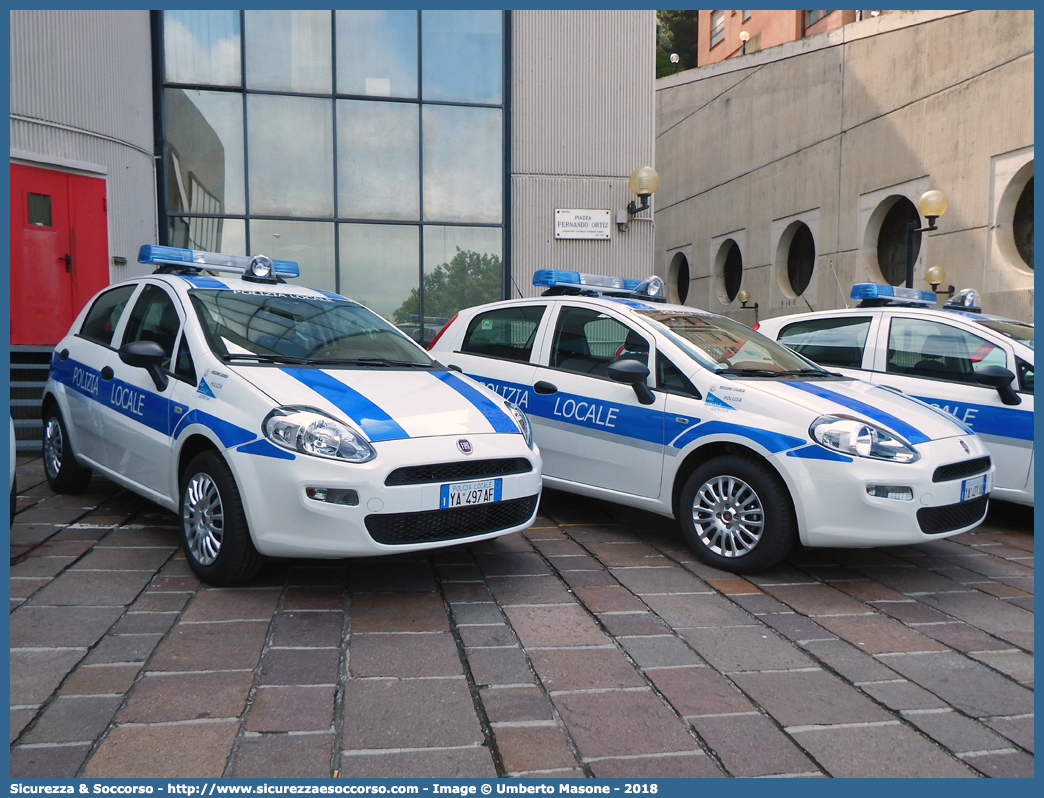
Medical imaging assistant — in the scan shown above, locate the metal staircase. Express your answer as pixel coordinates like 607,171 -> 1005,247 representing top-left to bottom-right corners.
11,346 -> 51,453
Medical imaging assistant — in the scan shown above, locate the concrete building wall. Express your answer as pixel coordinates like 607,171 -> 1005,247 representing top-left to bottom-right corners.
10,10 -> 159,281
656,9 -> 1034,325
511,10 -> 656,297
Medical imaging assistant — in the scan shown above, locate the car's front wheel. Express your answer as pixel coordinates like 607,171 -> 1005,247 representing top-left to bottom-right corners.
679,455 -> 796,573
42,405 -> 93,493
179,451 -> 263,585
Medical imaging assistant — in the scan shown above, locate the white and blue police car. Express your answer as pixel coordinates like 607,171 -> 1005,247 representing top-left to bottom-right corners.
756,284 -> 1033,507
41,246 -> 541,585
428,271 -> 997,573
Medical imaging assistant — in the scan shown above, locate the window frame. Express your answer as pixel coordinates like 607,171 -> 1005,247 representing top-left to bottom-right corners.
460,305 -> 547,364
777,315 -> 873,371
77,284 -> 140,350
710,10 -> 725,47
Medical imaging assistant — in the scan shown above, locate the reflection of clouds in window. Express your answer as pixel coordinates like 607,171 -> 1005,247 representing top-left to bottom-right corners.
422,10 -> 502,104
337,101 -> 419,221
164,11 -> 241,86
247,95 -> 334,218
336,10 -> 417,99
245,10 -> 331,94
250,220 -> 335,292
423,106 -> 502,224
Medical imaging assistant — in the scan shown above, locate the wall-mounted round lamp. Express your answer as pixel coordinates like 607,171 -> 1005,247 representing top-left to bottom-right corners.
905,188 -> 948,288
737,289 -> 759,323
925,265 -> 954,298
618,166 -> 660,232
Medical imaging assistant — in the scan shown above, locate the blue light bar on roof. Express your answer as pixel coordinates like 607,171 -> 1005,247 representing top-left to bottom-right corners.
138,245 -> 300,279
851,283 -> 935,305
533,269 -> 641,292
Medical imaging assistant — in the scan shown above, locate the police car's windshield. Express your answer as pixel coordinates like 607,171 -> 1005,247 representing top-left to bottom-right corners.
976,318 -> 1034,350
636,310 -> 828,376
189,290 -> 435,368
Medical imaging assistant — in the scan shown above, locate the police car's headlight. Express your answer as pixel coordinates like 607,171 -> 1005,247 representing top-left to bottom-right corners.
263,406 -> 376,463
504,401 -> 534,449
810,415 -> 919,464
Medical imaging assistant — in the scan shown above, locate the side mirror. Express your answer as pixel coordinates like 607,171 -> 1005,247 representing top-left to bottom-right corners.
608,358 -> 655,405
119,340 -> 169,391
974,365 -> 1021,406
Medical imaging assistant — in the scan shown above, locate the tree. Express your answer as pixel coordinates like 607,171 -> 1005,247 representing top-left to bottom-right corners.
393,248 -> 502,324
656,10 -> 699,78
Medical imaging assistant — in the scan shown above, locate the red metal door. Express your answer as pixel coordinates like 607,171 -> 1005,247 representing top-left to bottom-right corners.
10,164 -> 109,345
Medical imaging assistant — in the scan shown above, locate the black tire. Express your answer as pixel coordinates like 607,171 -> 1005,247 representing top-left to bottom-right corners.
179,450 -> 263,585
678,455 -> 796,573
42,405 -> 93,493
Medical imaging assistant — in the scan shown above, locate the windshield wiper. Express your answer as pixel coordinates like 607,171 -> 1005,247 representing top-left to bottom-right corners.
222,353 -> 312,365
717,368 -> 835,378
308,357 -> 435,368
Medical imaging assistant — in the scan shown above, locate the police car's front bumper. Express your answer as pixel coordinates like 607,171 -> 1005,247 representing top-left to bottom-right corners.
772,435 -> 994,549
227,433 -> 542,558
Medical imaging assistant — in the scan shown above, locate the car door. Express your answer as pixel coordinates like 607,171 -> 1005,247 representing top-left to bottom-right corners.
440,303 -> 546,414
528,304 -> 665,498
869,314 -> 1033,495
97,282 -> 193,500
774,314 -> 879,379
52,283 -> 140,467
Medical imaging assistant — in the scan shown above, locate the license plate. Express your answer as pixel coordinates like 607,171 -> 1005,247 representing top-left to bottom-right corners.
440,478 -> 502,509
961,475 -> 987,502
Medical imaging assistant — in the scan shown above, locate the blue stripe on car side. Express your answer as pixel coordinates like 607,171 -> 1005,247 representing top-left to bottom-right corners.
237,438 -> 296,460
430,371 -> 520,434
786,444 -> 853,462
173,408 -> 256,448
670,420 -> 806,453
781,381 -> 931,444
279,368 -> 408,442
911,395 -> 1033,442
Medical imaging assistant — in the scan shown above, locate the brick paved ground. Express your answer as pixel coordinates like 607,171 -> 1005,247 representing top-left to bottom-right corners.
9,455 -> 1034,778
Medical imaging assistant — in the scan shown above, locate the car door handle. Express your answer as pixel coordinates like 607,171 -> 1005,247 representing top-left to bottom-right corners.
101,367 -> 114,381
534,381 -> 558,395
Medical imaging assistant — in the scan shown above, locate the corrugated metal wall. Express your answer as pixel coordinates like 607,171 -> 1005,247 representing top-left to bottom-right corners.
10,10 -> 158,282
511,11 -> 657,296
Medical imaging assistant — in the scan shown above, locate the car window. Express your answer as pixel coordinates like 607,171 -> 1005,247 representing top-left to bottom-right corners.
79,285 -> 137,347
173,334 -> 197,385
777,316 -> 870,369
550,306 -> 649,377
657,354 -> 701,398
460,306 -> 545,362
886,317 -> 1005,384
976,318 -> 1034,350
1017,357 -> 1033,394
122,285 -> 182,371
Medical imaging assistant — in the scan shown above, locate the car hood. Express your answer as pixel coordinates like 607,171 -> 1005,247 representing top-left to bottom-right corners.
230,365 -> 521,442
743,377 -> 972,444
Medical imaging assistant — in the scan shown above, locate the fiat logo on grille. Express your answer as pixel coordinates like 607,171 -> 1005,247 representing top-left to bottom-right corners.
457,439 -> 473,455
959,439 -> 970,454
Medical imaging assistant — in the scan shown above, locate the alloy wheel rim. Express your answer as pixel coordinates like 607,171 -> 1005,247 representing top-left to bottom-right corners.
182,473 -> 224,566
691,474 -> 765,557
43,417 -> 63,479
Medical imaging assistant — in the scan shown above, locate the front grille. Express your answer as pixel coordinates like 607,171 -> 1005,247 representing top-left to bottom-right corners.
385,457 -> 533,486
933,456 -> 991,483
366,495 -> 539,545
917,495 -> 989,534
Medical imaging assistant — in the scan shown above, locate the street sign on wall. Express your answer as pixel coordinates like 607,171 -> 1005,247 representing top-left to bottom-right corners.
555,209 -> 611,239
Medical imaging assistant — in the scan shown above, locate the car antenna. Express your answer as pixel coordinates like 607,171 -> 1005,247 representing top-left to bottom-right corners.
828,258 -> 849,309
511,273 -> 524,298
803,295 -> 814,312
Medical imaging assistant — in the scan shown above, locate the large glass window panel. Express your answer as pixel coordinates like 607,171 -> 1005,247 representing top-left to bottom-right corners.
421,226 -> 502,323
245,11 -> 332,94
337,101 -> 419,221
250,220 -> 335,292
336,10 -> 418,98
165,89 -> 245,216
339,224 -> 420,327
421,11 -> 502,104
247,95 -> 334,218
168,217 -> 245,256
164,10 -> 241,87
422,106 -> 502,224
